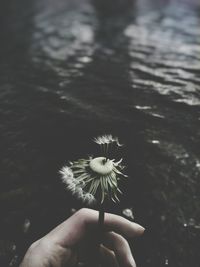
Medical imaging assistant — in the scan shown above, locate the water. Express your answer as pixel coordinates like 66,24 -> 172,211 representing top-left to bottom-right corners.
0,0 -> 200,266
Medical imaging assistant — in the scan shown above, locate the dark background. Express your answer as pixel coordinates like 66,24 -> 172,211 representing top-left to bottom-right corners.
0,0 -> 200,266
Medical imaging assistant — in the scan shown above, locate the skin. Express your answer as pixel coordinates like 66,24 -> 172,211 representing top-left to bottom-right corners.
20,208 -> 145,267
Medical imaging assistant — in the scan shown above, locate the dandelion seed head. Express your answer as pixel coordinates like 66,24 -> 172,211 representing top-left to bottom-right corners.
60,135 -> 126,205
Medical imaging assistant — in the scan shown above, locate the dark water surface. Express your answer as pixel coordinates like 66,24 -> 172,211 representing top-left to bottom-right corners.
0,0 -> 200,266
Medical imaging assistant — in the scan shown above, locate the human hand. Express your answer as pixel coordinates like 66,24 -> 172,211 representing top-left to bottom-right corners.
20,208 -> 145,267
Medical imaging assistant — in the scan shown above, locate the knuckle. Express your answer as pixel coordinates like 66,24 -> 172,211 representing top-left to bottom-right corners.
77,208 -> 90,217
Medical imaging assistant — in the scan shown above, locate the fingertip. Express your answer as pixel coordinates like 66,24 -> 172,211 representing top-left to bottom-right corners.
103,232 -> 137,267
134,224 -> 145,236
122,221 -> 145,238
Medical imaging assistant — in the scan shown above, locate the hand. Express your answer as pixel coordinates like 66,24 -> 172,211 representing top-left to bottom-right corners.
20,208 -> 145,267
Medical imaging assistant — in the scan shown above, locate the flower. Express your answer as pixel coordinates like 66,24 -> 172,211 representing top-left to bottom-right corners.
60,157 -> 127,204
60,135 -> 127,205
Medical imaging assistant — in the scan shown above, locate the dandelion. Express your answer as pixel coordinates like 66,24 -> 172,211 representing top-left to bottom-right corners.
59,135 -> 127,266
60,135 -> 127,205
60,156 -> 127,204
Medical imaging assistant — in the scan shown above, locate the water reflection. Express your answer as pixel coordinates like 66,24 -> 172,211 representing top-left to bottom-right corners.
126,1 -> 200,105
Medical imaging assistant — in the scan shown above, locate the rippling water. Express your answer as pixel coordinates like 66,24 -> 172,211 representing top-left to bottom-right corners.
0,0 -> 200,266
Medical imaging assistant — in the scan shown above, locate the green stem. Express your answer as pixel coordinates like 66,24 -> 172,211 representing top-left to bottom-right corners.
98,206 -> 105,239
88,205 -> 105,267
97,206 -> 104,267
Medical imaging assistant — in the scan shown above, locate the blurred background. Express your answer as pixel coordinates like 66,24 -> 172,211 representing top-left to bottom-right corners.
0,0 -> 200,266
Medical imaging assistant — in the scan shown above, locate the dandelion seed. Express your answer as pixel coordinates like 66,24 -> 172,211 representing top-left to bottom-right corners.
94,134 -> 123,147
83,193 -> 96,205
75,187 -> 83,199
60,166 -> 74,183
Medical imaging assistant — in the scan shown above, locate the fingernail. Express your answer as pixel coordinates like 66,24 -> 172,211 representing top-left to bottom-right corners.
138,224 -> 145,231
140,226 -> 145,233
129,256 -> 137,267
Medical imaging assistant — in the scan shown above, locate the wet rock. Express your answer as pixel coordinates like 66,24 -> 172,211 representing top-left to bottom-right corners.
122,208 -> 134,220
23,219 -> 31,234
0,240 -> 17,266
9,255 -> 19,267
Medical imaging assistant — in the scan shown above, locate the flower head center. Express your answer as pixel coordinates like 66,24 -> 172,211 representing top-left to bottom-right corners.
89,157 -> 114,175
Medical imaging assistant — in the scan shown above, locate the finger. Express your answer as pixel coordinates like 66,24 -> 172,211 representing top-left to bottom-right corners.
83,208 -> 145,238
47,208 -> 145,247
103,211 -> 145,238
103,232 -> 136,267
100,244 -> 119,267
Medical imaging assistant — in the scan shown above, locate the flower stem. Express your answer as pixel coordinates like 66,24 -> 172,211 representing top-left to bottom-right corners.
97,205 -> 104,267
88,205 -> 105,267
98,206 -> 105,237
